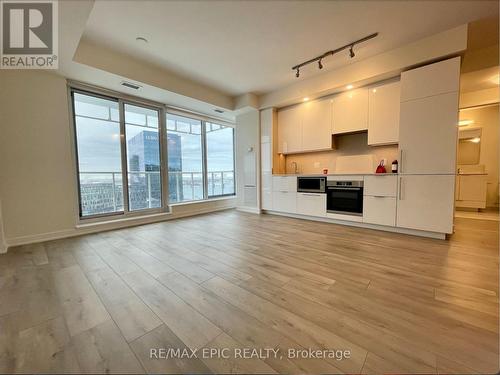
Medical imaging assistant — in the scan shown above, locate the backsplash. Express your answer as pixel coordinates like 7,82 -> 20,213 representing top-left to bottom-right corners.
284,132 -> 398,174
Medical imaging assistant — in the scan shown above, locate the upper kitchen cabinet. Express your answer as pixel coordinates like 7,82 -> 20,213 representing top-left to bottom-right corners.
301,97 -> 333,152
277,105 -> 302,154
332,88 -> 368,134
400,57 -> 460,102
368,80 -> 400,145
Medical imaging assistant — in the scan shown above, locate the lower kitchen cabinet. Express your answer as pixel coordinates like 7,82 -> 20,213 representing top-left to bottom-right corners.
296,193 -> 326,217
272,191 -> 297,214
396,175 -> 455,234
363,196 -> 396,226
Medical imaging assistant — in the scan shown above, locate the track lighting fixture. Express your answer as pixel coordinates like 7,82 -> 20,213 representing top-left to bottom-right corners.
291,32 -> 377,78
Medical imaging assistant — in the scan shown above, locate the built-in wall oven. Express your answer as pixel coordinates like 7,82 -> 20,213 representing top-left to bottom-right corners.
326,180 -> 364,216
297,176 -> 326,193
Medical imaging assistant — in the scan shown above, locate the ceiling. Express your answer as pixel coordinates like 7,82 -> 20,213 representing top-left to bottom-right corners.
461,66 -> 499,93
82,1 -> 498,97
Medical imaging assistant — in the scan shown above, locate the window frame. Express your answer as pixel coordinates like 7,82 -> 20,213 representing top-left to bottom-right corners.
69,84 -> 168,222
204,123 -> 236,199
68,81 -> 236,224
165,110 -> 236,204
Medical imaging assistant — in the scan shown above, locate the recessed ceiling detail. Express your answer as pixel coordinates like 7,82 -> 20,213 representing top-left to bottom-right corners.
82,1 -> 498,96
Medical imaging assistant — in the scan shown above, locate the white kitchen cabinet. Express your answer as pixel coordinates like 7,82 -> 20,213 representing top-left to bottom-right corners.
272,191 -> 297,213
296,193 -> 327,217
332,88 -> 368,134
272,176 -> 297,192
364,175 -> 398,197
400,57 -> 461,102
277,105 -> 302,154
363,196 -> 397,226
399,91 -> 459,174
301,98 -> 333,151
396,175 -> 455,234
261,108 -> 276,210
368,80 -> 400,145
455,174 -> 488,209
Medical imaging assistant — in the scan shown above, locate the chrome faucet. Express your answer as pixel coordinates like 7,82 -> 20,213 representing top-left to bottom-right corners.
291,161 -> 299,174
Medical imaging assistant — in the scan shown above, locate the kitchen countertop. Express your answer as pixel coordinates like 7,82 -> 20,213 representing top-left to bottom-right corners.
272,173 -> 398,176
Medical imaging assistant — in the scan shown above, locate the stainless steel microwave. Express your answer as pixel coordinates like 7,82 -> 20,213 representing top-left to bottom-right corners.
297,176 -> 326,193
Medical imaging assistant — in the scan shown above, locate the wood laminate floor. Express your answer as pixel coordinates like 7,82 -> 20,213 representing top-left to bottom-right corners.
0,210 -> 498,374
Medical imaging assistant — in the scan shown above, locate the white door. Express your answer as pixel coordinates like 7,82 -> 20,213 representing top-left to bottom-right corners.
332,88 -> 368,134
368,80 -> 400,145
277,106 -> 302,153
399,92 -> 459,174
396,175 -> 455,234
296,193 -> 327,217
302,98 -> 332,151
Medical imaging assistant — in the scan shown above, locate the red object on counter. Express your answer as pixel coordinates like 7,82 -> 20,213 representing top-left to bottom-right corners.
323,168 -> 328,175
375,160 -> 387,174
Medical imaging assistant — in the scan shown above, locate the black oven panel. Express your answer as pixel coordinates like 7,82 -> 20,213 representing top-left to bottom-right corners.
326,180 -> 363,216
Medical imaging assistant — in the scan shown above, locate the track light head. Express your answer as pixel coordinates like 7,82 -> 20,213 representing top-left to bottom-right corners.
318,59 -> 323,69
349,45 -> 355,58
296,68 -> 300,78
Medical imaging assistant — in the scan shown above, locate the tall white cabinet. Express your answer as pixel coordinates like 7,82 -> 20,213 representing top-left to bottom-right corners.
260,108 -> 277,210
396,57 -> 460,234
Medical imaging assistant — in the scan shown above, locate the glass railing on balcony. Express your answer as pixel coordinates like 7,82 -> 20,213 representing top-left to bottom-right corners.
79,170 -> 235,216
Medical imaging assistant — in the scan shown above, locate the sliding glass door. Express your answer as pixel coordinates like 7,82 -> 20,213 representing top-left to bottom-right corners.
73,93 -> 124,217
72,90 -> 164,219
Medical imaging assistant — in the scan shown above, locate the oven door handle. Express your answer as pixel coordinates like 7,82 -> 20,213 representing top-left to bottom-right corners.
327,187 -> 363,190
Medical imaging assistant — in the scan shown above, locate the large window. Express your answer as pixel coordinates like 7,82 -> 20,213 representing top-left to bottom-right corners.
72,86 -> 235,220
166,114 -> 204,203
73,93 -> 124,217
206,123 -> 235,197
124,104 -> 161,211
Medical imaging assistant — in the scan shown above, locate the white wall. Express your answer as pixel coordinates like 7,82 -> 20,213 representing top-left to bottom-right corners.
0,70 -> 78,242
235,110 -> 260,211
0,70 -> 235,249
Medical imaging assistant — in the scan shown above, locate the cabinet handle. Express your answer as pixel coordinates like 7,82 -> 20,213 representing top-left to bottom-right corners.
398,177 -> 403,200
372,195 -> 386,198
399,149 -> 403,173
301,193 -> 321,197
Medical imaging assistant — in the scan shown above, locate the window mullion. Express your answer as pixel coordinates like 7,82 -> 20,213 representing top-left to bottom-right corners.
118,99 -> 130,213
160,107 -> 169,209
202,120 -> 208,200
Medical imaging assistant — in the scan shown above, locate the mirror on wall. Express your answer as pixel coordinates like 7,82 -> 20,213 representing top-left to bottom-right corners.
457,128 -> 482,165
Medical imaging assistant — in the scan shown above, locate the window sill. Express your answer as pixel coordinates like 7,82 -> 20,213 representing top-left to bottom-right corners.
169,195 -> 236,207
76,196 -> 236,229
76,210 -> 172,229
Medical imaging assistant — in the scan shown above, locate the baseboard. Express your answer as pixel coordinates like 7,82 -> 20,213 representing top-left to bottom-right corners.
4,206 -> 236,250
264,210 -> 446,240
236,206 -> 261,214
